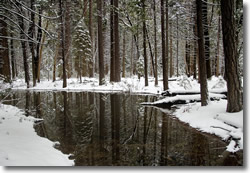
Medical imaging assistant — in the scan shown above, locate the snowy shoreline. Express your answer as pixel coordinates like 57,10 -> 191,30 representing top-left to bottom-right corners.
0,104 -> 74,166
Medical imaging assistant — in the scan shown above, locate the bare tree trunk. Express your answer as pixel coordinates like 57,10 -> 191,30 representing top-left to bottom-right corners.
146,27 -> 155,78
142,0 -> 148,86
202,0 -> 212,79
122,29 -> 126,78
196,0 -> 208,106
10,33 -> 16,79
153,0 -> 158,85
114,0 -> 121,82
97,0 -> 105,85
163,0 -> 169,90
59,0 -> 67,88
216,16 -> 221,77
221,0 -> 243,112
0,19 -> 11,82
28,0 -> 36,86
110,0 -> 115,82
161,0 -> 166,90
37,20 -> 49,82
176,13 -> 179,77
89,0 -> 94,77
36,8 -> 43,83
169,21 -> 173,78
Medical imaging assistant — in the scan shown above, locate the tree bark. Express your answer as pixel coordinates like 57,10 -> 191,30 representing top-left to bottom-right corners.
202,0 -> 212,79
110,0 -> 115,82
88,0 -> 94,77
163,0 -> 169,90
153,0 -> 158,86
122,29 -> 126,78
221,0 -> 243,112
161,0 -> 166,90
196,0 -> 208,106
97,0 -> 105,85
0,19 -> 11,82
59,0 -> 67,88
114,0 -> 121,82
216,16 -> 221,77
142,0 -> 148,86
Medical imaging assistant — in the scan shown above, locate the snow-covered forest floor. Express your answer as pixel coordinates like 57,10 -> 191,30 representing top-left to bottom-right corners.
0,75 -> 243,165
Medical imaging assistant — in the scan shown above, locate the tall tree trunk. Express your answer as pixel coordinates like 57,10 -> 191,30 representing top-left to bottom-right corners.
146,27 -> 155,78
37,20 -> 49,82
215,16 -> 221,77
161,0 -> 166,90
142,0 -> 148,86
53,43 -> 59,82
163,0 -> 169,90
0,19 -> 11,82
153,0 -> 158,86
196,0 -> 208,106
17,8 -> 30,88
169,21 -> 173,78
114,0 -> 121,82
10,33 -> 16,79
97,0 -> 105,85
89,0 -> 94,77
28,0 -> 36,86
176,13 -> 179,77
202,0 -> 212,79
59,0 -> 67,88
221,0 -> 243,112
36,8 -> 43,83
122,29 -> 126,78
110,0 -> 115,82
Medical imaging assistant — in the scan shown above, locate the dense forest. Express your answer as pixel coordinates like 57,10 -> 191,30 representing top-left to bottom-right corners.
0,0 -> 243,112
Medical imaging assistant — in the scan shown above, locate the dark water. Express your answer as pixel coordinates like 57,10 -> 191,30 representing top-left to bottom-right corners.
1,91 -> 243,166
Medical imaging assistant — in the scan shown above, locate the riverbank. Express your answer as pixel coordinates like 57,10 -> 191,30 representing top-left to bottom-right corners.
0,104 -> 74,166
5,75 -> 227,95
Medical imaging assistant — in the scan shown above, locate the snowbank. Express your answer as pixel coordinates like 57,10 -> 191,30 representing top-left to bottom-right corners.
9,75 -> 227,95
0,104 -> 74,166
173,100 -> 243,153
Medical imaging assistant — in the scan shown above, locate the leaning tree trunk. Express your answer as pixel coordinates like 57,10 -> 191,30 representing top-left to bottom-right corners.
221,0 -> 243,112
196,0 -> 208,106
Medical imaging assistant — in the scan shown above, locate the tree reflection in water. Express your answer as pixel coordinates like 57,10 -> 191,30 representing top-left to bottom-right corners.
5,91 -> 243,166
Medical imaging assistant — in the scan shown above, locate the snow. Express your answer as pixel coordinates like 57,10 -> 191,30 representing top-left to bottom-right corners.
0,104 -> 74,166
9,75 -> 227,95
172,100 -> 243,152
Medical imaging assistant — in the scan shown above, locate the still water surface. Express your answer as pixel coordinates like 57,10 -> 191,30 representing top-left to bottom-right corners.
2,91 -> 243,166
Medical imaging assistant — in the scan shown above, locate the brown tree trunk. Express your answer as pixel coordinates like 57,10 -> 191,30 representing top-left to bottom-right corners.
10,33 -> 16,79
169,21 -> 173,78
153,0 -> 158,85
221,0 -> 243,112
59,0 -> 67,88
36,8 -> 43,83
97,0 -> 105,85
37,20 -> 49,82
163,0 -> 169,90
114,0 -> 121,82
202,0 -> 212,79
176,13 -> 179,77
196,0 -> 208,106
161,0 -> 166,90
146,27 -> 155,78
142,0 -> 148,86
0,19 -> 11,82
216,16 -> 221,77
122,29 -> 126,78
110,0 -> 115,82
88,0 -> 94,77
